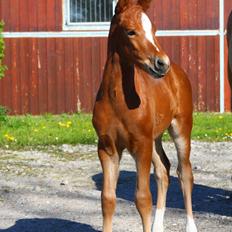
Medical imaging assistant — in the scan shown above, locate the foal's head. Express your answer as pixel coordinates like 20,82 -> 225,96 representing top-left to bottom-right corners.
110,0 -> 170,78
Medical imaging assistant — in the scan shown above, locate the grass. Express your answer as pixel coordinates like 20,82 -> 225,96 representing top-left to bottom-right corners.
0,114 -> 97,149
0,113 -> 231,149
192,112 -> 232,141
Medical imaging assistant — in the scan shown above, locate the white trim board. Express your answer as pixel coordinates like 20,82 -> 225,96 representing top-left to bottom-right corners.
2,30 -> 221,38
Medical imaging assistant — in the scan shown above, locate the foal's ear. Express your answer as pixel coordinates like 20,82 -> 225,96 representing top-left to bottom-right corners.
137,0 -> 152,11
115,0 -> 137,14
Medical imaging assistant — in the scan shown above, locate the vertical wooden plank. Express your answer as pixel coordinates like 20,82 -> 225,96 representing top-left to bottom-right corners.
47,38 -> 57,113
10,39 -> 21,114
179,0 -> 188,29
180,37 -> 189,75
188,37 -> 198,110
151,0 -> 163,29
64,38 -> 76,112
19,38 -> 30,114
172,37 -> 181,65
214,37 -> 220,111
37,0 -> 47,31
197,0 -> 206,29
147,0 -> 155,22
188,1 -> 197,29
82,38 -> 92,112
55,0 -> 63,31
77,39 -> 84,112
91,38 -> 99,110
84,38 -> 91,112
73,38 -> 81,112
170,0 -> 180,29
79,38 -> 87,111
47,0 -> 56,31
28,38 -> 39,114
0,1 -> 2,20
157,0 -> 164,29
56,38 -> 65,113
38,39 -> 48,113
100,38 -> 107,79
19,0 -> 29,32
206,37 -> 215,111
205,0 -> 217,29
0,39 -> 12,110
197,37 -> 207,111
9,0 -> 20,31
28,0 -> 38,31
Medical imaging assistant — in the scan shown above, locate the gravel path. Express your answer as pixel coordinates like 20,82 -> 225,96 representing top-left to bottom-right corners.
0,141 -> 231,232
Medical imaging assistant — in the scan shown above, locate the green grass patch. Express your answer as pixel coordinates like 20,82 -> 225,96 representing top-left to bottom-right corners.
0,114 -> 97,149
0,113 -> 231,149
192,112 -> 232,141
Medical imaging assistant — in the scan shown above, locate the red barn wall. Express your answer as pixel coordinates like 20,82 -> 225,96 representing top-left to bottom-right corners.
0,37 -> 107,114
0,0 -> 231,114
0,0 -> 62,31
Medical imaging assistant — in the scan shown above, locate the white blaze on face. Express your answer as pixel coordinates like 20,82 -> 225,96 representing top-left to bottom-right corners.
141,13 -> 160,52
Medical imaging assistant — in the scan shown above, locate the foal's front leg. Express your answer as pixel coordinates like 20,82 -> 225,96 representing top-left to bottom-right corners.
98,143 -> 120,232
134,140 -> 153,232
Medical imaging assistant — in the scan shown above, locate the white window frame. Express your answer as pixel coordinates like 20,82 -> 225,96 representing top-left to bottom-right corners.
63,0 -> 117,31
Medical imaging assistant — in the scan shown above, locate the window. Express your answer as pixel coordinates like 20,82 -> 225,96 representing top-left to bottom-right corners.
64,0 -> 117,31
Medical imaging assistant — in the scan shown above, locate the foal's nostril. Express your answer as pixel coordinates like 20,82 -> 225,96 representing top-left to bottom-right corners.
154,56 -> 170,74
155,57 -> 166,69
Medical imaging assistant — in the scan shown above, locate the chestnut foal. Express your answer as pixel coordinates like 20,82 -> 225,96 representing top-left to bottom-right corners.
92,0 -> 197,231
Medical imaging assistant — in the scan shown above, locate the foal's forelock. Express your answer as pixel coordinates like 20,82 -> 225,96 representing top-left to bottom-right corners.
141,13 -> 160,52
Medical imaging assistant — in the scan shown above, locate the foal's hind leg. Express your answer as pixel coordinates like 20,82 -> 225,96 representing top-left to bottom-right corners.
152,136 -> 170,232
169,117 -> 197,232
98,139 -> 121,232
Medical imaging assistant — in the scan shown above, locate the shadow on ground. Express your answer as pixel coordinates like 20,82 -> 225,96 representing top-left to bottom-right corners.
0,218 -> 100,232
92,171 -> 232,217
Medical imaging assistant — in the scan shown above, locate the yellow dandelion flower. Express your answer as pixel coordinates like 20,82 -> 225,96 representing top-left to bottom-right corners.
58,121 -> 72,128
4,133 -> 15,142
58,122 -> 66,127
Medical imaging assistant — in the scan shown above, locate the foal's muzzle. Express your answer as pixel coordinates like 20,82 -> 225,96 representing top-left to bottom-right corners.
148,56 -> 170,78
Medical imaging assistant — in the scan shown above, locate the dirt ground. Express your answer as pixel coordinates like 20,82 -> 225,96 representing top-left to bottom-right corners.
0,141 -> 231,232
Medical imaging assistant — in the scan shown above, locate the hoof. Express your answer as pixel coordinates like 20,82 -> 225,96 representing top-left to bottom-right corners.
151,225 -> 164,232
186,216 -> 197,232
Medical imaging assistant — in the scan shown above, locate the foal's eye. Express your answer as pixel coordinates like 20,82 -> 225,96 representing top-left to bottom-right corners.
127,30 -> 136,36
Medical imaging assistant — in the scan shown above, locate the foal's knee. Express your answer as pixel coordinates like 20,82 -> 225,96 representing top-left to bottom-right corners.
102,191 -> 116,214
177,161 -> 194,185
154,166 -> 170,186
135,189 -> 152,211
